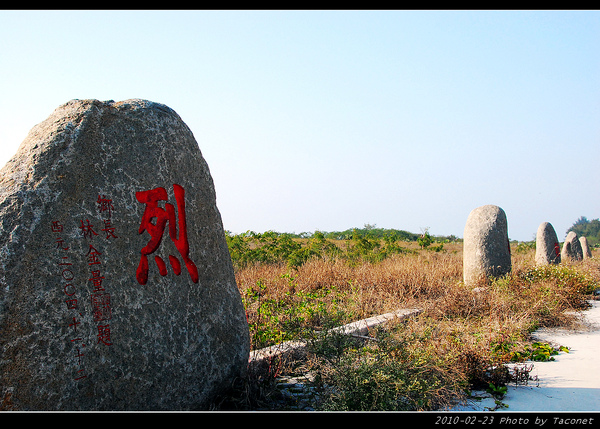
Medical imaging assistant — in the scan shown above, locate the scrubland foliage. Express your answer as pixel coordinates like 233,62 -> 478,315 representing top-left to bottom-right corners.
568,216 -> 600,247
218,230 -> 600,411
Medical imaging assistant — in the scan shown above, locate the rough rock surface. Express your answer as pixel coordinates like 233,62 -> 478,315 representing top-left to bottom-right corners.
580,236 -> 592,260
0,99 -> 250,410
535,222 -> 561,265
463,204 -> 511,286
561,231 -> 583,262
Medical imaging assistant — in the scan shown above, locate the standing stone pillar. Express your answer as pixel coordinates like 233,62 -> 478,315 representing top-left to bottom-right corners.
579,236 -> 592,260
463,205 -> 511,286
535,222 -> 561,265
561,231 -> 583,262
0,99 -> 250,410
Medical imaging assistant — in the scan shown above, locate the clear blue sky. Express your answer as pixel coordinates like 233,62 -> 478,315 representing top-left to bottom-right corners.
1,10 -> 598,241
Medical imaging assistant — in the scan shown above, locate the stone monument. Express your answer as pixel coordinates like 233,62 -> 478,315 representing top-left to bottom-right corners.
463,204 -> 511,286
535,222 -> 561,265
561,231 -> 583,262
580,236 -> 592,260
0,99 -> 250,410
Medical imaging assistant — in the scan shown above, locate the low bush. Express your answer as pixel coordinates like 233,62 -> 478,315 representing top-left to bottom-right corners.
217,238 -> 599,411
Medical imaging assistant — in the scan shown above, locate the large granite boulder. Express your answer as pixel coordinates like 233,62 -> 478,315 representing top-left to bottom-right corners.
463,205 -> 511,286
561,231 -> 583,262
579,236 -> 592,260
535,222 -> 561,265
0,99 -> 250,410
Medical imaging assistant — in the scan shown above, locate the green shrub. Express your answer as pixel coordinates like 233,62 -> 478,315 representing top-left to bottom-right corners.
226,228 -> 411,269
312,327 -> 466,411
242,274 -> 359,349
521,264 -> 599,294
509,341 -> 569,363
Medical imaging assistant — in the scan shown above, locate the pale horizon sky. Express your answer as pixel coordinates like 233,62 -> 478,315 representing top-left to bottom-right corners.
1,10 -> 598,241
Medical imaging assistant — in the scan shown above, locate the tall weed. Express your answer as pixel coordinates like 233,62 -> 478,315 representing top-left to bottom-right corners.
223,240 -> 599,411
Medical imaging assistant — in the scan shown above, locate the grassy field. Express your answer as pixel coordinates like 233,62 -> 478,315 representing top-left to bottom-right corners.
213,232 -> 600,411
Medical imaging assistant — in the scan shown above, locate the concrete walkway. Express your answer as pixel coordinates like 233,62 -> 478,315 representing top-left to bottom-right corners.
454,300 -> 600,412
248,308 -> 421,367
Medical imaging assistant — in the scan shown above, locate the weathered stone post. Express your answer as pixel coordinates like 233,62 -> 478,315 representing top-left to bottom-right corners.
580,236 -> 592,260
463,205 -> 511,286
535,222 -> 561,265
561,231 -> 583,262
0,99 -> 250,410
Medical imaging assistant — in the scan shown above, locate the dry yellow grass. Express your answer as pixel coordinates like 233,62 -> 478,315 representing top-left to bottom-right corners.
222,243 -> 600,410
236,242 -> 463,322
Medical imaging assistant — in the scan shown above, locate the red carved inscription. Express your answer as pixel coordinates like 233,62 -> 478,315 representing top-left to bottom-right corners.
51,220 -> 87,381
135,184 -> 198,285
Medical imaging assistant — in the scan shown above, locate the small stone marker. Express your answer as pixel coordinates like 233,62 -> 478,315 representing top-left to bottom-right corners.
535,222 -> 561,265
0,99 -> 250,410
561,231 -> 583,262
579,236 -> 592,260
463,204 -> 511,286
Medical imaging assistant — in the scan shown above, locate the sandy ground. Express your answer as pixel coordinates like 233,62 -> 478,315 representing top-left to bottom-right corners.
453,300 -> 600,412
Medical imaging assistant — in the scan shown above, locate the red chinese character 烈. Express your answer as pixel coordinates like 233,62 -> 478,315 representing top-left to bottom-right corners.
135,184 -> 198,285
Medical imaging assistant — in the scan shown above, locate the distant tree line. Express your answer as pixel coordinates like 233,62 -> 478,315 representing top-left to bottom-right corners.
225,218 -> 599,268
288,224 -> 460,243
224,225 -> 461,270
568,216 -> 600,247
